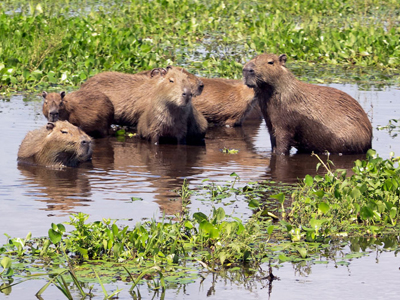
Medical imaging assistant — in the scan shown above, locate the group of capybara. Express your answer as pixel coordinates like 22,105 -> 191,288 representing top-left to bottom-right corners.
17,53 -> 373,168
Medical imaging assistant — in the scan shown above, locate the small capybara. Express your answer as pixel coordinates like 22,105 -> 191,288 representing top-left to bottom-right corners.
80,66 -> 204,127
192,77 -> 258,127
18,121 -> 92,168
42,90 -> 114,138
137,68 -> 208,144
243,53 -> 373,154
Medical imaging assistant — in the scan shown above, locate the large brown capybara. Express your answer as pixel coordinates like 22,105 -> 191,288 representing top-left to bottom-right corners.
192,77 -> 258,127
79,66 -> 204,127
42,90 -> 114,138
137,68 -> 208,144
243,53 -> 373,155
17,121 -> 92,168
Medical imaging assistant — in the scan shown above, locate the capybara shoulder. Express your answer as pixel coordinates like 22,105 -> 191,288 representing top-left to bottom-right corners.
42,90 -> 114,138
18,121 -> 92,168
243,53 -> 372,154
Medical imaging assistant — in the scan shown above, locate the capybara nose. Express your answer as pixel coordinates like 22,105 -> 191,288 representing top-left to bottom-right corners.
81,139 -> 91,146
182,88 -> 192,102
198,80 -> 204,93
243,67 -> 254,76
49,112 -> 59,122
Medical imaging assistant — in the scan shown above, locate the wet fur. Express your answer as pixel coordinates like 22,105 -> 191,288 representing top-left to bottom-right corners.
137,68 -> 208,144
42,90 -> 114,138
243,53 -> 372,154
18,121 -> 92,168
193,78 -> 258,127
80,66 -> 204,127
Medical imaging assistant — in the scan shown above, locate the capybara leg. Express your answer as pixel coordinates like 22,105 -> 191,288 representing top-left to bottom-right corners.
274,132 -> 292,155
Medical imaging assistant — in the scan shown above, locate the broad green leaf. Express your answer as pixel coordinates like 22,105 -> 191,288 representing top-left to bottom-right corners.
48,229 -> 62,244
1,257 -> 11,269
304,174 -> 314,186
318,202 -> 330,214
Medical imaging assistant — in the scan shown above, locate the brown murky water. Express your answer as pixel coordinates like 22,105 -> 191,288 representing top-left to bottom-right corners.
1,84 -> 400,299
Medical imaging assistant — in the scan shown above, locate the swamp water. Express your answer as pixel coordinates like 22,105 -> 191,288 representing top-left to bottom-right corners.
0,83 -> 400,299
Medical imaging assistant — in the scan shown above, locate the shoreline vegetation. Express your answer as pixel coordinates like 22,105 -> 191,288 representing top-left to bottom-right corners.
0,0 -> 400,94
1,150 -> 400,297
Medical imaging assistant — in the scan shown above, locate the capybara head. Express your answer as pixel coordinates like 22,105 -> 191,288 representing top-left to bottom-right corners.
164,66 -> 204,97
151,66 -> 194,106
18,120 -> 93,168
42,91 -> 67,122
243,53 -> 288,89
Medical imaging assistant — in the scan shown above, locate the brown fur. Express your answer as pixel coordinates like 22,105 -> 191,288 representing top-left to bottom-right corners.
17,121 -> 92,168
42,90 -> 114,138
243,53 -> 373,154
137,68 -> 208,144
79,66 -> 204,127
191,77 -> 258,127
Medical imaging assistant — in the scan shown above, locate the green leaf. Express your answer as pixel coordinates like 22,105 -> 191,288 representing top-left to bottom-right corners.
48,229 -> 62,244
318,202 -> 330,214
270,192 -> 285,204
296,247 -> 307,258
248,199 -> 260,208
304,174 -> 314,186
1,257 -> 11,270
193,212 -> 208,223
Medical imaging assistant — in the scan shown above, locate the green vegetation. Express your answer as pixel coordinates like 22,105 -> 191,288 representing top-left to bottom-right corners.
1,151 -> 400,297
1,0 -> 400,93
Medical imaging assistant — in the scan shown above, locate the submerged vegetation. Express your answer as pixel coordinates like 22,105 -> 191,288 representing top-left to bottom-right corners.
1,0 -> 400,93
1,150 -> 400,298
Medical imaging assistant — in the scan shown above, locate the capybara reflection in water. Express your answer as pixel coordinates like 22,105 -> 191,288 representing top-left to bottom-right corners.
137,67 -> 208,144
17,121 -> 92,168
80,66 -> 204,127
192,77 -> 259,127
42,90 -> 114,138
243,53 -> 372,154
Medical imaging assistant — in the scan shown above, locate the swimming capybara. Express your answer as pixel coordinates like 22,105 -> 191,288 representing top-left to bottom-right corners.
42,90 -> 114,138
192,77 -> 258,127
137,68 -> 208,144
243,53 -> 373,154
17,121 -> 92,168
79,66 -> 204,127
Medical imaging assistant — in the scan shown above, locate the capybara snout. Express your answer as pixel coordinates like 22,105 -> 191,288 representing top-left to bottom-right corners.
182,87 -> 192,105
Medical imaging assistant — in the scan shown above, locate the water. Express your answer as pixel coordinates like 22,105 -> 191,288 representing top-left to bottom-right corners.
0,84 -> 400,299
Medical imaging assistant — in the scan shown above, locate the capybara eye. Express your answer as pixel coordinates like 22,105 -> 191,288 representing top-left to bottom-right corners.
61,129 -> 69,134
268,61 -> 274,65
169,79 -> 174,83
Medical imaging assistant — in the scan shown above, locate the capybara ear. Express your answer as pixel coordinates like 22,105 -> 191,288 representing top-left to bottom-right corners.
60,91 -> 66,99
150,68 -> 162,78
166,65 -> 173,72
46,122 -> 55,131
279,54 -> 287,66
42,91 -> 48,99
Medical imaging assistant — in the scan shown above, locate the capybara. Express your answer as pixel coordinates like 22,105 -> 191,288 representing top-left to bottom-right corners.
192,77 -> 258,127
137,68 -> 208,144
243,53 -> 373,154
42,90 -> 114,138
79,66 -> 204,127
17,121 -> 92,168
